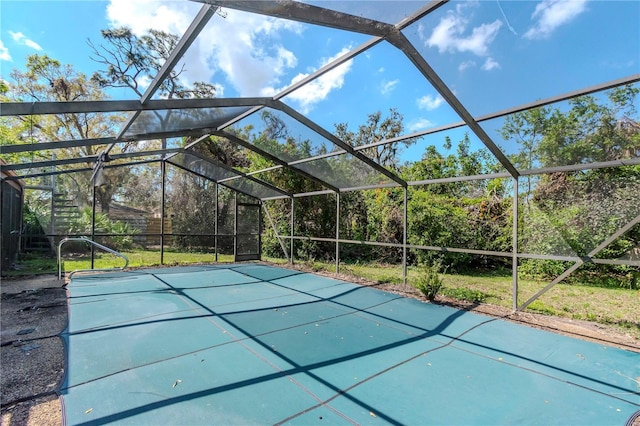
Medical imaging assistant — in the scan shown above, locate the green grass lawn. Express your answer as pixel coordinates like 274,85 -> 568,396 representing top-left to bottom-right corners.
279,258 -> 640,341
61,250 -> 236,271
8,250 -> 639,340
9,250 -> 235,276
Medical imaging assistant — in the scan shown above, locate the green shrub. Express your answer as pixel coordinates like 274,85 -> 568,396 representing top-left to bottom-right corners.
67,208 -> 137,251
413,262 -> 444,301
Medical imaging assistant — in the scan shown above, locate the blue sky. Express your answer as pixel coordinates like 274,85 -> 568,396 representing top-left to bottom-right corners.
1,0 -> 639,166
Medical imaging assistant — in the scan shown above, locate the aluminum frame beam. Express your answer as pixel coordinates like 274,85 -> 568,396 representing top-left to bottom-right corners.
475,74 -> 640,124
274,37 -> 384,102
4,75 -> 634,165
249,230 -> 640,268
271,99 -> 408,188
144,5 -> 217,104
0,97 -> 271,117
2,159 -> 159,181
183,149 -> 291,198
3,156 -> 94,171
387,30 -> 519,178
112,3 -> 216,146
395,1 -> 449,30
512,178 -> 519,311
215,130 -> 341,193
193,0 -> 395,37
165,159 -> 264,201
344,74 -> 640,155
4,147 -> 182,172
1,137 -> 116,154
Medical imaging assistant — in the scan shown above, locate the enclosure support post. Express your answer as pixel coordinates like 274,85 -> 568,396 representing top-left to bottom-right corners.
160,161 -> 166,265
215,183 -> 218,262
49,154 -> 56,250
336,192 -> 340,274
234,191 -> 238,261
290,197 -> 294,265
258,200 -> 263,260
512,177 -> 519,311
91,181 -> 96,269
403,187 -> 408,287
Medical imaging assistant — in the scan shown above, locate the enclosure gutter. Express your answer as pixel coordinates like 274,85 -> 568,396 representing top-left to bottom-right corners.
0,97 -> 271,117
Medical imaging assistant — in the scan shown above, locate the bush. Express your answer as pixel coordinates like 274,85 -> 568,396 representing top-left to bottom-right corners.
413,262 -> 444,301
67,208 -> 137,251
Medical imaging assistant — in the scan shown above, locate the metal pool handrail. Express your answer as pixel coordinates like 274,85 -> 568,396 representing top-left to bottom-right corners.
58,237 -> 129,279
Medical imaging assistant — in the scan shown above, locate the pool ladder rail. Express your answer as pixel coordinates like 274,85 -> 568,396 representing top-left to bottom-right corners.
58,237 -> 129,279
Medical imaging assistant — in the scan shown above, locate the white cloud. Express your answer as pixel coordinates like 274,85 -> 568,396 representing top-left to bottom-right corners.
408,118 -> 436,132
8,31 -> 42,51
266,47 -> 354,114
424,10 -> 502,57
212,83 -> 224,97
458,60 -> 476,72
524,0 -> 588,40
381,79 -> 399,95
417,94 -> 444,111
0,41 -> 11,61
105,0 -> 303,97
106,0 -> 192,36
137,74 -> 152,92
481,57 -> 501,71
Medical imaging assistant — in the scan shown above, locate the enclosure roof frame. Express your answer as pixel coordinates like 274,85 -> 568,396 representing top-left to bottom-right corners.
1,0 -> 638,202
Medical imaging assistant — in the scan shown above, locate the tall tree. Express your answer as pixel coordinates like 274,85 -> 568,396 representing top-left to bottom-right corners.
501,85 -> 639,169
90,28 -> 217,100
6,54 -> 127,211
402,133 -> 497,198
88,27 -> 220,219
501,86 -> 640,277
334,108 -> 417,169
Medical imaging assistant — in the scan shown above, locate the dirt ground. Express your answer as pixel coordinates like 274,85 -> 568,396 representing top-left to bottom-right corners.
1,267 -> 638,426
1,276 -> 65,426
